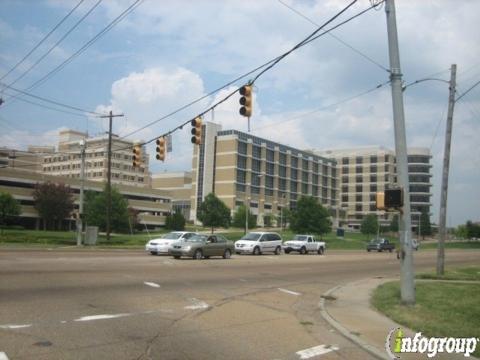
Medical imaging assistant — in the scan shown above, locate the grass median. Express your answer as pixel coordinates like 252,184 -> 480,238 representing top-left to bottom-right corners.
372,267 -> 480,357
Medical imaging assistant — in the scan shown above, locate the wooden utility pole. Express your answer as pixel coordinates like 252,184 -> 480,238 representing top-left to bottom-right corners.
100,111 -> 124,241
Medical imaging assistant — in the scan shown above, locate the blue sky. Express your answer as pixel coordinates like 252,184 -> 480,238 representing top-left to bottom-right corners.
0,0 -> 479,226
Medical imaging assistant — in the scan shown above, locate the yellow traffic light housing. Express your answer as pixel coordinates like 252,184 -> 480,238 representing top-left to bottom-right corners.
132,144 -> 142,167
191,117 -> 202,145
376,188 -> 404,211
376,192 -> 386,210
156,137 -> 166,161
239,85 -> 253,117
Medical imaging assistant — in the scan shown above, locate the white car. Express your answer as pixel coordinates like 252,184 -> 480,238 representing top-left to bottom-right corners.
282,235 -> 326,255
235,232 -> 282,255
145,231 -> 197,255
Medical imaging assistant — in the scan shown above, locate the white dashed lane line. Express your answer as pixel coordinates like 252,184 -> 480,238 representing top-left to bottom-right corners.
74,314 -> 131,322
144,281 -> 161,288
296,344 -> 339,359
0,352 -> 10,360
278,288 -> 301,296
184,298 -> 209,310
0,324 -> 31,329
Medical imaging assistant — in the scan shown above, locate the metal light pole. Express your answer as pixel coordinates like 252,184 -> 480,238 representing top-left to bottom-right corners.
245,182 -> 250,234
76,140 -> 86,246
385,0 -> 415,305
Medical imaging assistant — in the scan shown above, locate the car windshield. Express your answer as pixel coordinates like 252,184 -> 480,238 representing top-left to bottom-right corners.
370,239 -> 381,244
186,235 -> 207,243
161,232 -> 183,240
240,233 -> 261,241
293,235 -> 307,241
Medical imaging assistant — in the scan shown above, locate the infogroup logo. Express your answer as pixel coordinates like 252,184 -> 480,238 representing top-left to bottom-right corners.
385,328 -> 478,358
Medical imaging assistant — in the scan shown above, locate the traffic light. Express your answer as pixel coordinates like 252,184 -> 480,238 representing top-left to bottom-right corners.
132,144 -> 142,167
239,85 -> 253,117
156,137 -> 166,161
191,117 -> 202,145
376,188 -> 404,210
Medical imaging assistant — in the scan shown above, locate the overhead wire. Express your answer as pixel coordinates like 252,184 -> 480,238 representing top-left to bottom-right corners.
276,0 -> 389,73
0,0 -> 85,83
4,0 -> 103,89
121,0 -> 383,140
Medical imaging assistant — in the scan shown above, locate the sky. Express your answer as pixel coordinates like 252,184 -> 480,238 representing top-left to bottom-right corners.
0,0 -> 479,226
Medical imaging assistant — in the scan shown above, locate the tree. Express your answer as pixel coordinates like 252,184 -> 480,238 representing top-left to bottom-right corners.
165,210 -> 186,231
85,186 -> 129,233
361,214 -> 379,238
419,210 -> 432,239
390,214 -> 399,233
0,192 -> 21,230
232,204 -> 256,230
289,196 -> 332,237
465,220 -> 480,239
33,182 -> 74,230
197,193 -> 231,233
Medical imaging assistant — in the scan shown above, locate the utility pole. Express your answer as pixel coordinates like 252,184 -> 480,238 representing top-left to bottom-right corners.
100,110 -> 124,242
385,0 -> 415,305
76,140 -> 86,246
245,183 -> 250,234
437,64 -> 457,276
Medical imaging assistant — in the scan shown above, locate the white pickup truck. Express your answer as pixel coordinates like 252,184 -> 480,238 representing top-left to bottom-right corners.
282,235 -> 326,255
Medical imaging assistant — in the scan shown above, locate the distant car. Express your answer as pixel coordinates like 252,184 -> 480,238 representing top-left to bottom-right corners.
170,234 -> 234,260
145,231 -> 196,255
366,238 -> 395,252
235,232 -> 282,255
283,235 -> 326,255
412,238 -> 419,251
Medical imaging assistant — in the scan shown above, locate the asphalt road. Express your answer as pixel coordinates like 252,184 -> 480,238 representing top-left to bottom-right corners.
0,248 -> 478,360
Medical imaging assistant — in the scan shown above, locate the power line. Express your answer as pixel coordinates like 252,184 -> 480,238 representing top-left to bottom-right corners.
3,0 -> 143,109
252,80 -> 390,132
456,78 -> 480,102
277,0 -> 389,73
4,0 -> 103,89
0,82 -> 104,116
121,0 -> 382,140
0,0 -> 85,83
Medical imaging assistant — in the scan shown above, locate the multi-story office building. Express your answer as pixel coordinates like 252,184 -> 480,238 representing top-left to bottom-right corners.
0,146 -> 54,172
42,129 -> 150,187
316,146 -> 432,231
151,172 -> 192,219
190,122 -> 338,226
0,167 -> 171,230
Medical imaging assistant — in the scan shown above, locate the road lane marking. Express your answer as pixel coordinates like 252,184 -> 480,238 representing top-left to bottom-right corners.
0,352 -> 9,360
74,314 -> 130,322
144,282 -> 161,288
238,278 -> 248,282
296,344 -> 339,359
163,261 -> 173,265
278,288 -> 301,296
0,324 -> 31,329
184,298 -> 209,310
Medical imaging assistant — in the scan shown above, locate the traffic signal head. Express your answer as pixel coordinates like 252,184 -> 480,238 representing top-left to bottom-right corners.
191,117 -> 202,145
376,188 -> 404,210
239,85 -> 252,117
156,137 -> 166,161
132,144 -> 142,167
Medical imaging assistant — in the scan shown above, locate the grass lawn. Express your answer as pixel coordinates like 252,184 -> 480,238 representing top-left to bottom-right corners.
420,241 -> 480,250
416,266 -> 480,281
372,281 -> 480,357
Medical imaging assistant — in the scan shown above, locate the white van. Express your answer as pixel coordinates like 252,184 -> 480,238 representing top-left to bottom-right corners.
234,232 -> 282,255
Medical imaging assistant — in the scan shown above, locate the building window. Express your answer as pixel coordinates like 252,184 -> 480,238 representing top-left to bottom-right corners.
356,157 -> 363,164
291,169 -> 298,180
252,145 -> 262,159
302,159 -> 309,170
342,157 -> 349,165
342,166 -> 349,174
291,156 -> 298,168
302,183 -> 308,194
342,194 -> 348,202
266,162 -> 274,175
278,178 -> 286,191
356,184 -> 362,192
236,183 -> 246,192
266,149 -> 274,162
342,176 -> 348,184
342,185 -> 348,193
236,170 -> 246,184
356,194 -> 362,202
370,184 -> 377,192
369,204 -> 377,211
356,204 -> 362,212
290,181 -> 298,193
370,193 -> 376,201
356,176 -> 363,183
302,171 -> 308,182
279,152 -> 287,165
370,175 -> 377,183
356,166 -> 362,174
370,165 -> 377,173
313,174 -> 318,185
279,166 -> 286,178
238,141 -> 247,155
313,162 -> 319,173
237,155 -> 247,169
252,159 -> 261,172
370,155 -> 377,163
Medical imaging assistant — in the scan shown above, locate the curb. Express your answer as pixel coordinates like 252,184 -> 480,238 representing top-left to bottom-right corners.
319,281 -> 390,360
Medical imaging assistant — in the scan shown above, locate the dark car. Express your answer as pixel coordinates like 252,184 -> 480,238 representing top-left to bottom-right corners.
170,234 -> 234,260
366,238 -> 395,252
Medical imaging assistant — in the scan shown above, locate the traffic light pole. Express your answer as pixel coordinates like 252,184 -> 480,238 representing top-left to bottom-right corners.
76,140 -> 86,246
100,110 -> 124,242
385,0 -> 415,305
437,64 -> 457,276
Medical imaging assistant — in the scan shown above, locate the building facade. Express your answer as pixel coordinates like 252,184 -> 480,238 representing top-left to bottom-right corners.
0,167 -> 171,229
151,172 -> 192,219
316,146 -> 432,231
0,146 -> 54,172
42,129 -> 150,187
190,122 -> 338,226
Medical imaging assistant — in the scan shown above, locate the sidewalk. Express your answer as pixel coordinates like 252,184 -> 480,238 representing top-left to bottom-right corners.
319,277 -> 478,359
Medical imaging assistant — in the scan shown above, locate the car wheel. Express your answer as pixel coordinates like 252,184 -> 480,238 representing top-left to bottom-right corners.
389,248 -> 393,253
274,246 -> 281,255
285,249 -> 291,254
204,256 -> 210,259
300,246 -> 307,255
173,256 -> 180,259
150,251 -> 157,255
317,247 -> 324,255
253,247 -> 261,255
236,252 -> 241,255
223,249 -> 231,259
378,249 -> 382,252
367,249 -> 371,252
193,249 -> 203,260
